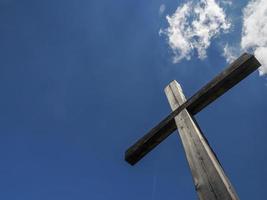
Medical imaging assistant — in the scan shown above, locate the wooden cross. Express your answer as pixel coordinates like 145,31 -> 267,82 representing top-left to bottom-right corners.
124,53 -> 261,199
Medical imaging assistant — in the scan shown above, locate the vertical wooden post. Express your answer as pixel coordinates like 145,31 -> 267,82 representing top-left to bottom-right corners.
165,80 -> 239,200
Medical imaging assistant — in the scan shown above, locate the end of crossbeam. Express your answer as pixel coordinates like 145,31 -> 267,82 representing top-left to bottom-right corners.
124,116 -> 177,165
125,151 -> 136,166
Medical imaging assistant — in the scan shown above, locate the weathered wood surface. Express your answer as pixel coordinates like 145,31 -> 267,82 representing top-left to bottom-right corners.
165,80 -> 239,200
125,53 -> 261,165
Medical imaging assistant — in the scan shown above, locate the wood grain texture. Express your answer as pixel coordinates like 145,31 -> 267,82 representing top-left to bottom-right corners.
125,53 -> 261,165
165,81 -> 239,200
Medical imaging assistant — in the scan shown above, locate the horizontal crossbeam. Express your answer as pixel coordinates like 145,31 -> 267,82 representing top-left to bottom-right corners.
125,53 -> 261,165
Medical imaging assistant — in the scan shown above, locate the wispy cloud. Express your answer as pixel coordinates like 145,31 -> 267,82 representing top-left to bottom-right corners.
221,0 -> 232,6
222,43 -> 238,63
159,4 -> 166,16
160,0 -> 230,63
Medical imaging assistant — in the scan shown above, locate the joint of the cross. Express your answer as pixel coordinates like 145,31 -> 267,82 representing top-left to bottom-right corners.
125,53 -> 261,166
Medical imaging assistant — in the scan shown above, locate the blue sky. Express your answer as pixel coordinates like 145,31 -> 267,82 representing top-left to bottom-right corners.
0,0 -> 266,199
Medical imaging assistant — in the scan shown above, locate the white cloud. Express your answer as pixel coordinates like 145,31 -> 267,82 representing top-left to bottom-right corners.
160,0 -> 267,77
223,0 -> 267,76
241,0 -> 267,76
254,47 -> 267,75
160,0 -> 230,63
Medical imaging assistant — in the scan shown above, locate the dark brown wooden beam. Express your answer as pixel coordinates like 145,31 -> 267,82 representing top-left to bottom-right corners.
125,53 -> 261,165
